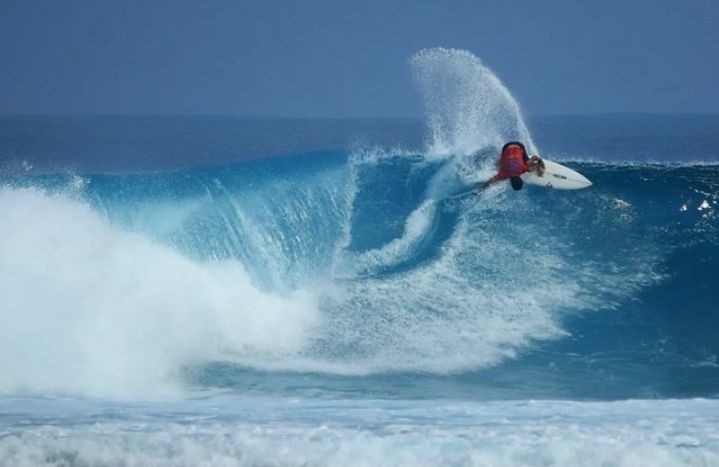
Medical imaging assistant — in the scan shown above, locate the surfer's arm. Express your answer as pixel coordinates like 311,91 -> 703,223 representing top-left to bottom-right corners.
477,174 -> 500,192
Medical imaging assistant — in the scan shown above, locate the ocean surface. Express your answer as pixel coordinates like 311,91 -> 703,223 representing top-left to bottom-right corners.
1,49 -> 718,466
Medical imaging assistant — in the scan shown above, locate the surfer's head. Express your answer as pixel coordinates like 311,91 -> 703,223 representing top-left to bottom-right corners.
510,176 -> 524,191
502,141 -> 527,159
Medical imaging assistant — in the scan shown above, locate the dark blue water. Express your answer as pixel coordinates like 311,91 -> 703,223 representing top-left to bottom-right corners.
3,113 -> 716,171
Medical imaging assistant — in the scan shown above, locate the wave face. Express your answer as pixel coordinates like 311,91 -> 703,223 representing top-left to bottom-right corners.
0,49 -> 717,401
2,154 -> 717,399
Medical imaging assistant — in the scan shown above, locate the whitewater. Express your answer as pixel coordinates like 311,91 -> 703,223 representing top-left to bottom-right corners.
0,48 -> 718,466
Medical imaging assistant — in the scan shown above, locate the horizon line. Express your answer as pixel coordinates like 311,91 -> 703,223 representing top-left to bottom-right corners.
1,111 -> 718,119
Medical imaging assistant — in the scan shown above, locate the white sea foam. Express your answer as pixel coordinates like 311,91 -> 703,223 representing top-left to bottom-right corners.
1,398 -> 717,467
304,195 -> 586,374
0,188 -> 319,398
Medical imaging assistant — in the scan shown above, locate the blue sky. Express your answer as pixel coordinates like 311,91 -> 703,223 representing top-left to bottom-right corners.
1,0 -> 717,117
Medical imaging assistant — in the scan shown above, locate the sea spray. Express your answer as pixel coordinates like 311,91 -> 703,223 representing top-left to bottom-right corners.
410,47 -> 535,158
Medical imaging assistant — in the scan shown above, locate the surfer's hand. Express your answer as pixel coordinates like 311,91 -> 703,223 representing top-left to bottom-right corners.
532,156 -> 546,176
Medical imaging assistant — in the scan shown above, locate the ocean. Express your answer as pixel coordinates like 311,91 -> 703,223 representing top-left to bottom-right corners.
0,49 -> 718,466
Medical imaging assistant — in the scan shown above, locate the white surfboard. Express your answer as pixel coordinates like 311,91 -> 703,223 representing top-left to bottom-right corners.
522,160 -> 592,190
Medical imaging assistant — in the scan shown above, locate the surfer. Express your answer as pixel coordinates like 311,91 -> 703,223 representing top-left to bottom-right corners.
478,141 -> 545,191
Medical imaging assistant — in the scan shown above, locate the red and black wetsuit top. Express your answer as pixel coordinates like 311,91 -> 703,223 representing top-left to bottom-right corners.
495,143 -> 529,180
